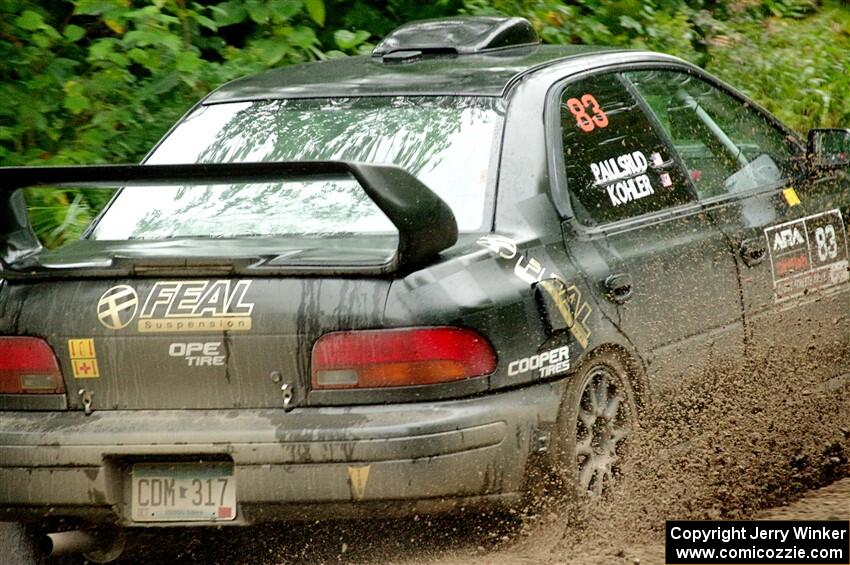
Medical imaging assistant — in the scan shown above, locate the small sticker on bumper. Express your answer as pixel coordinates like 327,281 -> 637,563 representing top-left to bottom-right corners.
347,465 -> 371,501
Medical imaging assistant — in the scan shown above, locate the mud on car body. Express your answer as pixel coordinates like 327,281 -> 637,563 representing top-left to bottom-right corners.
1,15 -> 850,561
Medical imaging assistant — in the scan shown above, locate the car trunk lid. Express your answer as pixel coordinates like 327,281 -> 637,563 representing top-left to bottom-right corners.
1,276 -> 390,410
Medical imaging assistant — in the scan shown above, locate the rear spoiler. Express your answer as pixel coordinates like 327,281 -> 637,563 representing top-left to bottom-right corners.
0,161 -> 458,272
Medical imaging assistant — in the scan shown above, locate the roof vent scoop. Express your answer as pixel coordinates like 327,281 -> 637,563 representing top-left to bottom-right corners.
372,16 -> 539,59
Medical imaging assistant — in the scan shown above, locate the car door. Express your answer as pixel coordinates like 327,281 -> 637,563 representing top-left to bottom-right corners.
554,71 -> 745,389
625,68 -> 850,378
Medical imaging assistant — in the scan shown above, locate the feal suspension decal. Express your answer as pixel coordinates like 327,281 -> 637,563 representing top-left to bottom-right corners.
765,209 -> 849,303
97,280 -> 255,333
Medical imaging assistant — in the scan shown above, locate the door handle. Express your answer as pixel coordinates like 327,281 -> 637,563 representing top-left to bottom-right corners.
739,238 -> 767,267
604,273 -> 633,304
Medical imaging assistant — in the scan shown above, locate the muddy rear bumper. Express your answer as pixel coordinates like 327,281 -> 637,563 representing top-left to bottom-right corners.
0,381 -> 564,525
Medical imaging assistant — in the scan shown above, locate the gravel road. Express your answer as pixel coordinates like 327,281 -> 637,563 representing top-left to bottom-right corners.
116,351 -> 849,565
112,476 -> 848,565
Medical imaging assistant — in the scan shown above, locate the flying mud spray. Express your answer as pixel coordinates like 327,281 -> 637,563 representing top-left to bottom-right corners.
119,337 -> 849,564
506,339 -> 850,565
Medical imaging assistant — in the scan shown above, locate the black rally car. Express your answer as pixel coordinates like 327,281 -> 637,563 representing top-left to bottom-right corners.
1,15 -> 849,559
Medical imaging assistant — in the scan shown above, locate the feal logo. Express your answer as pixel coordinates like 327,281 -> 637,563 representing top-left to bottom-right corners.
97,285 -> 140,330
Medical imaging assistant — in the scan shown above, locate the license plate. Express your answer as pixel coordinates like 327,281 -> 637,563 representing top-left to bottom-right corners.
131,462 -> 236,522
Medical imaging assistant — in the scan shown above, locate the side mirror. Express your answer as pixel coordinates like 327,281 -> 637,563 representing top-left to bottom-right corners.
807,128 -> 850,170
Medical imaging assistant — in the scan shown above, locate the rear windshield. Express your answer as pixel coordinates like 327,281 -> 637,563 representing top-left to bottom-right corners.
90,97 -> 502,240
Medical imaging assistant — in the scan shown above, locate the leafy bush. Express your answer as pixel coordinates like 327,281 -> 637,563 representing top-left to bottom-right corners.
4,1 -> 326,167
1,0 -> 381,239
706,5 -> 850,133
463,0 -> 705,62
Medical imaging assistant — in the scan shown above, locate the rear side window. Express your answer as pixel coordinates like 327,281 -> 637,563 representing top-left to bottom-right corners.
560,73 -> 694,226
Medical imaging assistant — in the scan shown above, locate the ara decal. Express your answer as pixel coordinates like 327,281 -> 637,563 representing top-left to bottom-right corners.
765,209 -> 849,302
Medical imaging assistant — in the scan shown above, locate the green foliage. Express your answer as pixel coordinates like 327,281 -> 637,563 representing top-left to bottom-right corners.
706,5 -> 850,133
2,0 -> 849,247
24,187 -> 95,249
462,0 -> 707,62
1,0 -> 341,170
0,0 -> 377,239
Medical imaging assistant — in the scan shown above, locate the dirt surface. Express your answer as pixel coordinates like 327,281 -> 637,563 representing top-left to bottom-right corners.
758,477 -> 850,520
113,477 -> 849,565
115,350 -> 849,565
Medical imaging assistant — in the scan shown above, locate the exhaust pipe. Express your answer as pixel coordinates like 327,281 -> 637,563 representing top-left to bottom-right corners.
40,530 -> 99,556
39,529 -> 125,562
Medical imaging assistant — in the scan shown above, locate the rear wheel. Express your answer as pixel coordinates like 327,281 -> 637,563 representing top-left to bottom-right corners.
552,351 -> 638,499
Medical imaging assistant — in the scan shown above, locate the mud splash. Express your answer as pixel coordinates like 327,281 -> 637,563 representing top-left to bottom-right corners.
116,348 -> 849,564
525,348 -> 850,565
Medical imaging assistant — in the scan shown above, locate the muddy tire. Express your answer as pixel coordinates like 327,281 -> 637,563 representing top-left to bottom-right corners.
551,350 -> 639,499
0,522 -> 44,565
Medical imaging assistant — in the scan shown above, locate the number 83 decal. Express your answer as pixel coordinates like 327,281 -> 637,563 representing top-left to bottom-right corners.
566,94 -> 609,133
814,224 -> 838,261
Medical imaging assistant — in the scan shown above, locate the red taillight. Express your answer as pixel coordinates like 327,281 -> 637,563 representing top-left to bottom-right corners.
0,337 -> 65,394
311,327 -> 497,390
